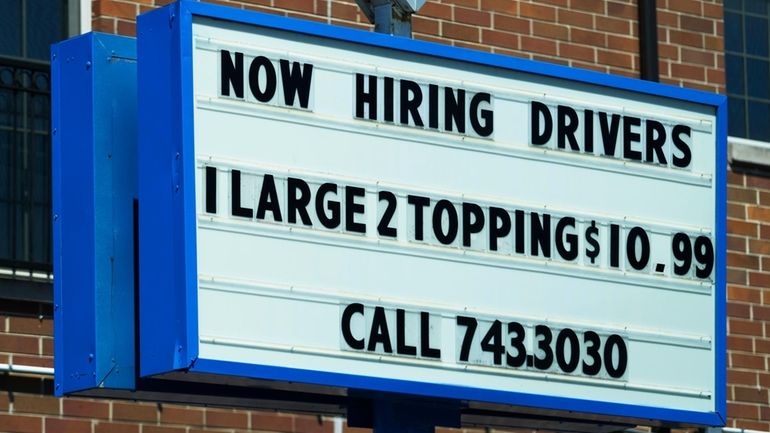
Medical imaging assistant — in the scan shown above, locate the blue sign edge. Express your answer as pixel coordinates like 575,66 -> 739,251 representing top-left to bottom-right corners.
52,32 -> 138,395
138,1 -> 727,426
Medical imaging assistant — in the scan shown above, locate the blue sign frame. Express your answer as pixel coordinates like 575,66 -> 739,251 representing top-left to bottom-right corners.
137,1 -> 726,426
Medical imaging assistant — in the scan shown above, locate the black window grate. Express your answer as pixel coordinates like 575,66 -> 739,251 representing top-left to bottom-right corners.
0,56 -> 52,278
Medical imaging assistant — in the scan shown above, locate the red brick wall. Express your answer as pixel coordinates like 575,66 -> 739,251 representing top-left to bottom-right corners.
0,0 -> 749,432
0,299 -> 354,433
726,170 -> 770,431
91,0 -> 725,92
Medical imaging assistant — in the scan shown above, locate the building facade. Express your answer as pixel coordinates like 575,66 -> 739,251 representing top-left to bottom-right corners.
1,0 -> 768,432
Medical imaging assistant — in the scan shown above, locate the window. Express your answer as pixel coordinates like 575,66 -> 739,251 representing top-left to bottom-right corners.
725,0 -> 770,141
0,1 -> 74,279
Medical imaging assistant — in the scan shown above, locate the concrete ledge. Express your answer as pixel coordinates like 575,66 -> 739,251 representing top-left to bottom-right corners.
729,136 -> 770,168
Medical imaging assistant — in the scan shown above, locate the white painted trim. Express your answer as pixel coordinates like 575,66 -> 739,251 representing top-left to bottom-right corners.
729,136 -> 770,167
80,0 -> 91,34
0,363 -> 54,376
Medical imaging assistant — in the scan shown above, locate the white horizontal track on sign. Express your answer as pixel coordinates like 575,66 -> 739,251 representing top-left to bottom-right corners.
196,94 -> 714,188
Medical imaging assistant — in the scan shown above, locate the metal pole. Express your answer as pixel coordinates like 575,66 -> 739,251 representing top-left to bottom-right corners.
371,0 -> 412,37
638,0 -> 659,81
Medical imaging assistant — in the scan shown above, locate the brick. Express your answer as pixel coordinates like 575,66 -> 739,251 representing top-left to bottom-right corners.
748,206 -> 770,222
680,15 -> 714,34
730,318 -> 764,336
8,317 -> 53,336
669,29 -> 703,48
727,219 -> 758,237
94,422 -> 139,433
732,353 -> 766,369
750,239 -> 770,255
92,14 -> 114,31
494,14 -> 530,33
273,0 -> 315,13
727,253 -> 759,272
113,402 -> 157,422
558,10 -> 592,28
93,0 -> 138,20
520,36 -> 557,56
117,20 -> 136,37
571,28 -> 605,47
482,29 -> 518,50
443,0 -> 479,8
728,235 -> 746,252
63,399 -> 110,419
728,171 -> 745,186
750,272 -> 770,288
295,416 -> 334,433
607,35 -> 636,52
454,8 -> 490,27
681,48 -> 715,66
251,412 -> 295,432
671,63 -> 705,81
443,22 -> 479,42
13,394 -> 59,415
559,43 -> 594,62
728,268 -> 747,285
727,286 -> 762,303
667,0 -> 702,15
729,370 -> 758,386
42,338 -> 53,356
735,387 -> 769,404
413,16 -> 439,35
704,34 -> 723,51
331,2 -> 357,21
729,402 -> 761,420
0,414 -> 42,433
757,339 -> 770,354
606,1 -> 636,19
12,356 -> 53,368
519,3 -> 555,21
761,373 -> 770,388
571,0 -> 603,13
754,305 -> 770,320
160,405 -> 205,426
533,21 -> 568,41
596,16 -> 630,34
206,409 -> 249,429
598,50 -> 633,69
747,175 -> 770,191
728,302 -> 751,318
738,421 -> 770,431
143,427 -> 186,433
479,0 -> 515,15
45,418 -> 91,433
728,203 -> 746,219
420,2 -> 452,20
728,335 -> 754,351
0,334 -> 39,354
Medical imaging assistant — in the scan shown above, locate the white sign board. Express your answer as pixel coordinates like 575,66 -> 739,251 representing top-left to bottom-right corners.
137,2 -> 726,426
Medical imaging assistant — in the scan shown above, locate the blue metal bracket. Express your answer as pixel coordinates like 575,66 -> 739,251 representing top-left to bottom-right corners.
52,32 -> 138,395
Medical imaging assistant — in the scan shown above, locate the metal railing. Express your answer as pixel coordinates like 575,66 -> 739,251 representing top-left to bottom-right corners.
0,56 -> 53,280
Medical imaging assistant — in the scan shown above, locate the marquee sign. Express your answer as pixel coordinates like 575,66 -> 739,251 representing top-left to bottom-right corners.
54,1 -> 726,428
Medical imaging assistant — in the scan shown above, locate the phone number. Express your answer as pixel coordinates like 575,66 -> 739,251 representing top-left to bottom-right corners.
456,316 -> 628,379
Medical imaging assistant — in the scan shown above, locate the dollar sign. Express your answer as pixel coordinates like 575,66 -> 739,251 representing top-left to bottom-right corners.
585,220 -> 600,264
